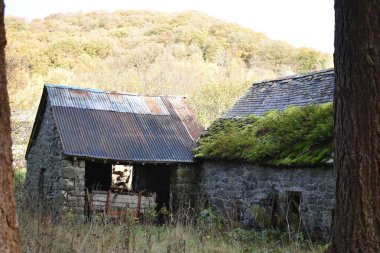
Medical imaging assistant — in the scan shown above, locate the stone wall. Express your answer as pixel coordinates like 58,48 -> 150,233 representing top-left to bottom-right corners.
170,163 -> 200,212
200,161 -> 335,239
59,159 -> 86,216
25,101 -> 85,218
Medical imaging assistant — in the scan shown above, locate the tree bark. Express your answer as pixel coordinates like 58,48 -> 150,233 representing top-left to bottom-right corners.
0,1 -> 22,252
329,0 -> 380,252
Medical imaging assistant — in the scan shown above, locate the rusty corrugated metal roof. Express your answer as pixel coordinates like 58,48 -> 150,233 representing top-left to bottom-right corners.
48,85 -> 171,115
26,84 -> 204,163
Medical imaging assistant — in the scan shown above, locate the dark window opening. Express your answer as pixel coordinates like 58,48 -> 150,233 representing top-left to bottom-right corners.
85,162 -> 112,192
286,191 -> 302,229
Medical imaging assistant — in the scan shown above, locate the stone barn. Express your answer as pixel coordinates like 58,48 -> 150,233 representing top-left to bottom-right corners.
197,69 -> 336,240
25,84 -> 203,218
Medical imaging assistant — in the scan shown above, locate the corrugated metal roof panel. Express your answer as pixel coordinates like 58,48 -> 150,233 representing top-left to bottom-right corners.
41,84 -> 203,163
144,97 -> 161,115
52,106 -> 195,162
167,97 -> 204,141
126,95 -> 151,114
67,89 -> 90,109
152,97 -> 170,115
49,86 -> 76,108
88,91 -> 113,111
107,93 -> 133,113
46,85 -> 173,116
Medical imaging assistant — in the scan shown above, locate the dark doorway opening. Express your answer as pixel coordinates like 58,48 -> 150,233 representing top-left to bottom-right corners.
133,164 -> 173,212
85,161 -> 112,191
286,191 -> 302,229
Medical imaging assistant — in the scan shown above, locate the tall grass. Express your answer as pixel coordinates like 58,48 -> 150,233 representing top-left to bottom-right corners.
15,168 -> 326,252
17,210 -> 326,253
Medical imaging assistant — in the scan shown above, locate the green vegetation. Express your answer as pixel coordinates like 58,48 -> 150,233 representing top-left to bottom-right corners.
18,212 -> 326,253
13,168 -> 26,203
194,103 -> 333,166
9,11 -> 333,252
6,11 -> 333,169
15,162 -> 326,252
6,10 -> 332,126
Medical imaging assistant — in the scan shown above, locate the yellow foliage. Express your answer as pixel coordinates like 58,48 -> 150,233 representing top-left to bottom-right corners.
5,10 -> 333,127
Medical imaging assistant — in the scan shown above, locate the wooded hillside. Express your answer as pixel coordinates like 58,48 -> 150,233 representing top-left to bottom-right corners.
6,10 -> 332,124
5,10 -> 332,168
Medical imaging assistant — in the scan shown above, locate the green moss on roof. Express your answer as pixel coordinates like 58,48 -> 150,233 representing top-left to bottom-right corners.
194,103 -> 333,166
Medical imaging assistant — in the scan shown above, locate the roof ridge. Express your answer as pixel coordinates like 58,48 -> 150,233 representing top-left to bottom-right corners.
251,68 -> 334,87
44,84 -> 186,98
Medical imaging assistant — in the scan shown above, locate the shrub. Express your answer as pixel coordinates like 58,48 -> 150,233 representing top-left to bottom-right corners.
251,205 -> 272,229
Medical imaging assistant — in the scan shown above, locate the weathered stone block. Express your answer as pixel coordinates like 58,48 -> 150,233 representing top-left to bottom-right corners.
62,167 -> 76,179
62,159 -> 72,167
237,170 -> 248,177
58,178 -> 74,190
78,180 -> 85,189
79,160 -> 86,168
77,168 -> 85,179
71,189 -> 85,197
175,168 -> 190,178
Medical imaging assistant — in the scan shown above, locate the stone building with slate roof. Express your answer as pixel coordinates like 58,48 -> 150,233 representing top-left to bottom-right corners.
199,69 -> 335,241
25,84 -> 203,218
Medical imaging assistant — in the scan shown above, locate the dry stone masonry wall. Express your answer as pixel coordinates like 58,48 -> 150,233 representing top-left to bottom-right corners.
170,164 -> 200,211
25,101 -> 86,218
200,161 -> 335,240
59,159 -> 86,215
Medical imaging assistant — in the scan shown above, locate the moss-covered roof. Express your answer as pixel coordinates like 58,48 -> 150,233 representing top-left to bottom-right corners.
194,103 -> 333,167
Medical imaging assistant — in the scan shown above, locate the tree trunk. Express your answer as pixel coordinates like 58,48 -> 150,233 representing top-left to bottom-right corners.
329,0 -> 380,252
0,1 -> 22,252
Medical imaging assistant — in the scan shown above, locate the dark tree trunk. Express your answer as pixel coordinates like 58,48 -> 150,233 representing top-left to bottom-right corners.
329,0 -> 380,252
0,1 -> 22,252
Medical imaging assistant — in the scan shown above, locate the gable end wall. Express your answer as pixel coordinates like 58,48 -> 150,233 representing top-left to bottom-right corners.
25,101 -> 85,217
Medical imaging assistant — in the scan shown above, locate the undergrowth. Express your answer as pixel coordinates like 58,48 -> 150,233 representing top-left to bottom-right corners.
14,170 -> 326,252
17,209 -> 326,253
194,103 -> 333,166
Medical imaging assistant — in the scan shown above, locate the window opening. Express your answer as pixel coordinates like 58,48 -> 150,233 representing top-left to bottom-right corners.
85,162 -> 112,191
111,165 -> 133,192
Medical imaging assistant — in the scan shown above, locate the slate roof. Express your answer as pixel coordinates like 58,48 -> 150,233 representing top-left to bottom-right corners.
222,69 -> 334,118
26,85 -> 204,163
